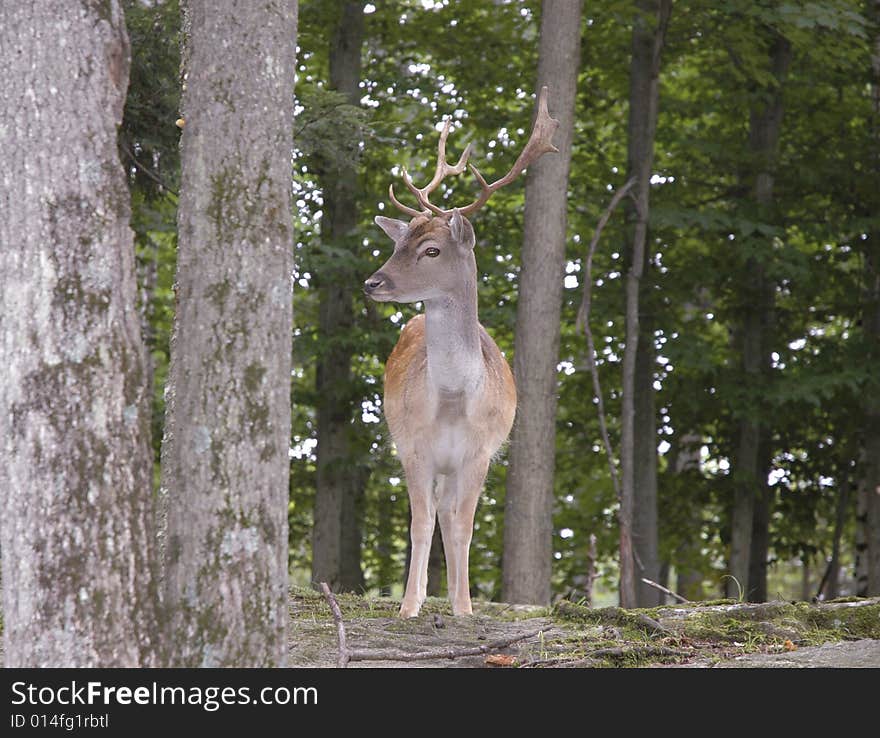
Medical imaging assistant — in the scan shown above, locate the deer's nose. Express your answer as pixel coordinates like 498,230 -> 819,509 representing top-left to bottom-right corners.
364,273 -> 391,294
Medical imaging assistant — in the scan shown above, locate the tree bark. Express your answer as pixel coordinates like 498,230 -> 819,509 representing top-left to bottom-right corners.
856,233 -> 880,596
854,0 -> 880,597
312,0 -> 367,593
502,0 -> 582,606
0,1 -> 161,666
633,300 -> 660,605
619,0 -> 671,608
728,34 -> 791,601
161,0 -> 297,666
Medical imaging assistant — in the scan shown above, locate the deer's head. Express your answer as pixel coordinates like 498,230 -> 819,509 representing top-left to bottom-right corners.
364,87 -> 559,304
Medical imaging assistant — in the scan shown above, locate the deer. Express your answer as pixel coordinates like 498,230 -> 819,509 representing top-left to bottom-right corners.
363,88 -> 559,618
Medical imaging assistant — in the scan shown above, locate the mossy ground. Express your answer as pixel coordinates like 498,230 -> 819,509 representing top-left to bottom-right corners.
288,587 -> 880,668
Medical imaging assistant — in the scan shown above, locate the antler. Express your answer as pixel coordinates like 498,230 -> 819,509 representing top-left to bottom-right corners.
458,86 -> 559,216
387,86 -> 559,219
389,119 -> 473,217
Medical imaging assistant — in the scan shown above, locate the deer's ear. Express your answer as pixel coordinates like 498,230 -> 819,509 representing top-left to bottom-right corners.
448,209 -> 475,250
374,216 -> 409,243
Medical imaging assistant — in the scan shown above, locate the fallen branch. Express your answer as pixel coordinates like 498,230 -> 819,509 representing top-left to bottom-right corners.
319,582 -> 542,667
641,577 -> 690,604
320,582 -> 350,668
347,631 -> 542,664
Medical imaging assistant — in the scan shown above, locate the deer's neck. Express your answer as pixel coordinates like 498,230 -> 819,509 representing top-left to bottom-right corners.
423,278 -> 483,395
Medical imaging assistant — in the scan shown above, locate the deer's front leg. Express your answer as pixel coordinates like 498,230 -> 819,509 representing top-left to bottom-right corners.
443,456 -> 490,616
401,462 -> 435,618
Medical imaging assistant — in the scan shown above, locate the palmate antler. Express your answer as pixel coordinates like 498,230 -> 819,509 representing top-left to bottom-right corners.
389,86 -> 560,219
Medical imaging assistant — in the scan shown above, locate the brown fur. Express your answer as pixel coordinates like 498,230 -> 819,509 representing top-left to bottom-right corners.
384,314 -> 516,464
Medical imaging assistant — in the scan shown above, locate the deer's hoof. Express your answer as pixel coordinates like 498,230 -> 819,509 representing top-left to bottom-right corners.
399,601 -> 421,618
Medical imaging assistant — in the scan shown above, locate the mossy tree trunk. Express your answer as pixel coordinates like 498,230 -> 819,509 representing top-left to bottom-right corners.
0,0 -> 162,666
502,0 -> 583,607
312,0 -> 367,594
160,0 -> 298,666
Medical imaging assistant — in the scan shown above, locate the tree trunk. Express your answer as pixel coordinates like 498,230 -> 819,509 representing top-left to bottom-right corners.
633,303 -> 660,605
312,0 -> 367,594
856,482 -> 871,596
748,438 -> 773,602
748,485 -> 771,602
161,0 -> 297,667
854,0 -> 880,597
0,1 -> 161,666
800,556 -> 811,602
502,0 -> 582,606
619,0 -> 671,608
427,528 -> 444,597
727,34 -> 791,601
671,433 -> 705,601
856,232 -> 880,596
376,488 -> 395,597
820,477 -> 849,599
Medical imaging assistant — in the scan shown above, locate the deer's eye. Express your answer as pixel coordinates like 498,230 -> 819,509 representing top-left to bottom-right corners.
425,247 -> 440,258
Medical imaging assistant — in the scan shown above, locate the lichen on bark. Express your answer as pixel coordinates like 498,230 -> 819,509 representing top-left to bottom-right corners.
159,0 -> 298,667
0,0 -> 162,667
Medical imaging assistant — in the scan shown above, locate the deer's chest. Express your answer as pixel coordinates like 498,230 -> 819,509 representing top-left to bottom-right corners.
428,390 -> 474,473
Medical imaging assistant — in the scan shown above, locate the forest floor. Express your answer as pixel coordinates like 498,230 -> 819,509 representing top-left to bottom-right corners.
288,587 -> 880,668
1,590 -> 877,667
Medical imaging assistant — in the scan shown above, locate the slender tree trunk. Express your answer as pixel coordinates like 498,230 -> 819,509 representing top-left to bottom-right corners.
633,304 -> 660,605
818,477 -> 849,599
137,237 -> 160,422
427,528 -> 444,597
312,0 -> 367,593
856,482 -> 871,596
0,1 -> 161,666
855,0 -> 880,597
502,0 -> 582,606
671,433 -> 705,601
800,556 -> 811,602
856,232 -> 880,596
161,0 -> 297,667
619,0 -> 671,608
727,33 -> 791,601
748,438 -> 773,602
376,487 -> 395,597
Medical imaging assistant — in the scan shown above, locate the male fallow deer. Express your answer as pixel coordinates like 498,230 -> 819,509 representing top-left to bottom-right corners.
364,87 -> 559,617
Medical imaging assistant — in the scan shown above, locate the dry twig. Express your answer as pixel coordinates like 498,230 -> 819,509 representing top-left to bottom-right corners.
347,631 -> 542,664
641,577 -> 690,604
